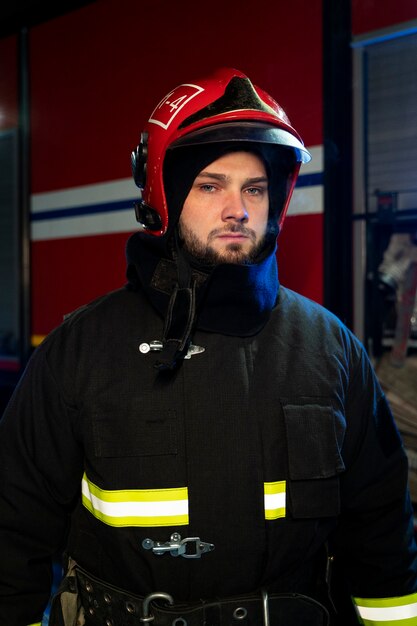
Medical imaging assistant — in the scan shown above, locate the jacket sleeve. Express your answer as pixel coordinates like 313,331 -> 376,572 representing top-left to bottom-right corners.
0,336 -> 83,626
329,342 -> 417,625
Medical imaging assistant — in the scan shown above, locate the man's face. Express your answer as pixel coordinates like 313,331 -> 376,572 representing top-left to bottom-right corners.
178,151 -> 270,265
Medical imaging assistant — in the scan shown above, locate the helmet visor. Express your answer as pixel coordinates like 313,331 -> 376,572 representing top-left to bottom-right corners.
169,121 -> 311,164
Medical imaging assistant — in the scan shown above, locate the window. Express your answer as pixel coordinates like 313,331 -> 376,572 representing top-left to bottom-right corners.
354,28 -> 417,503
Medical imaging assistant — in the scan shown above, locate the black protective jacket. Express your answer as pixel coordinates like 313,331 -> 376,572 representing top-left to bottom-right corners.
0,235 -> 416,626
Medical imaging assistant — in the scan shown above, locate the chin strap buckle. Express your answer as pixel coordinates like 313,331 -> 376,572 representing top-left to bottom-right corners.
142,533 -> 215,559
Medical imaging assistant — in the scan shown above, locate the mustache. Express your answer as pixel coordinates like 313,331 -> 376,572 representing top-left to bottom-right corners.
207,223 -> 257,244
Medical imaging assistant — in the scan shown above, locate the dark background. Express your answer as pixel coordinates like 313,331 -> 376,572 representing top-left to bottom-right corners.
0,1 -> 95,38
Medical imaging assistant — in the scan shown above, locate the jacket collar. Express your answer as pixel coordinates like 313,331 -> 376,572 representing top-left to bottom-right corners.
126,231 -> 279,338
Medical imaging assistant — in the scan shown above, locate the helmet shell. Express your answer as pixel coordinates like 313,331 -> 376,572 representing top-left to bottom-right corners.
131,67 -> 310,236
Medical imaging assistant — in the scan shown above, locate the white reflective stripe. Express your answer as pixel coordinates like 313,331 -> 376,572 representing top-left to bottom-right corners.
356,603 -> 417,621
82,474 -> 189,527
264,492 -> 286,510
83,483 -> 188,516
264,481 -> 286,520
354,593 -> 417,624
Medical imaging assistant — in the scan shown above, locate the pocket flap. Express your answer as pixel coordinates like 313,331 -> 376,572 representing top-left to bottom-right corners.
283,403 -> 345,480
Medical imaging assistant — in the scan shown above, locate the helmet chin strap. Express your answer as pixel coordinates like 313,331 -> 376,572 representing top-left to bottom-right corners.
153,231 -> 199,371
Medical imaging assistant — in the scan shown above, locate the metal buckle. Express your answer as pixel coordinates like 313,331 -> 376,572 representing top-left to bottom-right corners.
142,533 -> 214,559
140,591 -> 174,623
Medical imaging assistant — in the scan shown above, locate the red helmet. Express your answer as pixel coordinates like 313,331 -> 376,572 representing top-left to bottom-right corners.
131,67 -> 311,236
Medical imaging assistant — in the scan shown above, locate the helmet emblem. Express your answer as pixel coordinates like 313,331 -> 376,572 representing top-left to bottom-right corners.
148,84 -> 204,130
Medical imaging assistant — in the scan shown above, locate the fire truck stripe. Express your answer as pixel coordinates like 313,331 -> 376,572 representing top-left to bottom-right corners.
264,481 -> 286,520
30,146 -> 323,240
81,473 -> 189,527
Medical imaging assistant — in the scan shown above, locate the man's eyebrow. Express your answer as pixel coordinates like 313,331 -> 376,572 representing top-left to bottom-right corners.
195,171 -> 228,182
244,176 -> 268,185
195,172 -> 268,184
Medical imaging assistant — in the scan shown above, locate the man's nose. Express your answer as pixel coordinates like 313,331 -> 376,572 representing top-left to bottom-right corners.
221,191 -> 248,222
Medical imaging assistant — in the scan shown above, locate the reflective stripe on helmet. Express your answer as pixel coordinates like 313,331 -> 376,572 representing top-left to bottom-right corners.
264,481 -> 286,520
353,592 -> 417,624
81,473 -> 189,527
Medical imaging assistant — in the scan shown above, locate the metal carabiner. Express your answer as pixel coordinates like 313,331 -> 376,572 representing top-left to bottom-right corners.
140,591 -> 174,623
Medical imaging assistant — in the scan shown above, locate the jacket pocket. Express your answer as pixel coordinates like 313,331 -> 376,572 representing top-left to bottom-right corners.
283,402 -> 345,518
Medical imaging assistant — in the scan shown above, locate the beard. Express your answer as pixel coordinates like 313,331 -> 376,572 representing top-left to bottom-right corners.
178,221 -> 267,265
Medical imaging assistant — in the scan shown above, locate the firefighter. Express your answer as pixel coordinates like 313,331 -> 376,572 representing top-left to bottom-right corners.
1,67 -> 417,626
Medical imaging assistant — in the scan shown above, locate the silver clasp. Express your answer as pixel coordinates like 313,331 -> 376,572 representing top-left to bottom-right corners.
142,533 -> 214,559
139,341 -> 205,359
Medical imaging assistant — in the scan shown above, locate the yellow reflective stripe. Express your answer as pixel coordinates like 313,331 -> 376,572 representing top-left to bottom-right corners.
82,473 -> 189,527
264,480 -> 286,520
27,623 -> 42,626
353,592 -> 417,625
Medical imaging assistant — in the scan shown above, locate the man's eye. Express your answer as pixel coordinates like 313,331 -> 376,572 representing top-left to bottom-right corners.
199,184 -> 216,192
246,187 -> 264,196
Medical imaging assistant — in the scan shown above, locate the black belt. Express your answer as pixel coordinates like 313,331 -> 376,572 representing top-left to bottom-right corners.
74,567 -> 330,626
